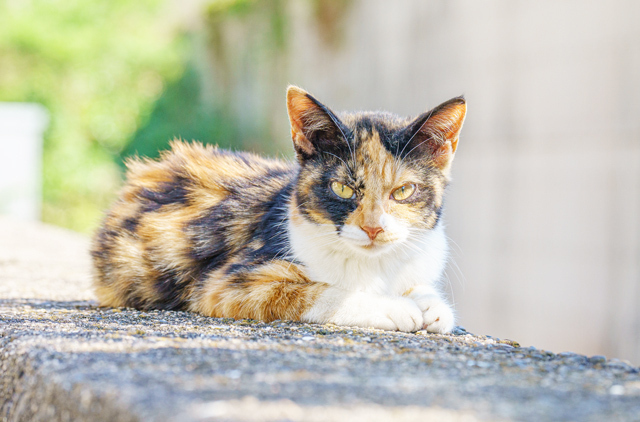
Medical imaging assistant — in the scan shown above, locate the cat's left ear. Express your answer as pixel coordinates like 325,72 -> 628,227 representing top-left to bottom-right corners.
286,86 -> 347,161
402,96 -> 467,175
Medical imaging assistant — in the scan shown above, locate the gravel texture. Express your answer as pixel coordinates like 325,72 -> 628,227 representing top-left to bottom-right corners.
1,217 -> 639,422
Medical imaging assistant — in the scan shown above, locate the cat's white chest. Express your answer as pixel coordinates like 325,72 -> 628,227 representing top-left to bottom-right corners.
288,219 -> 449,296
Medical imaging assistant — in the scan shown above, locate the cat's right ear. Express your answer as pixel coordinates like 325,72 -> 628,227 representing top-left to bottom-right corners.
286,86 -> 346,161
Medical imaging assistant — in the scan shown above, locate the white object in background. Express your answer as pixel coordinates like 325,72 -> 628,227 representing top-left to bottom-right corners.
0,103 -> 49,221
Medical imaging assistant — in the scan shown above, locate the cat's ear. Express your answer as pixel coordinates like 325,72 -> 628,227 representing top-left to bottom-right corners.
402,96 -> 467,174
286,86 -> 347,160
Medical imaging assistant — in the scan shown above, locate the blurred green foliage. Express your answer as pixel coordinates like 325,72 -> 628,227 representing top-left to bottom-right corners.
0,0 -> 336,233
0,0 -> 188,232
120,61 -> 241,164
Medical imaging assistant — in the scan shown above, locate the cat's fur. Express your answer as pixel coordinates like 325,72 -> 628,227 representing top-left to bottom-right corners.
91,86 -> 466,333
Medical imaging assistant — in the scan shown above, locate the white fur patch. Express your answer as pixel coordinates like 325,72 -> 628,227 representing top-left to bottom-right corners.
302,288 -> 424,332
289,209 -> 455,332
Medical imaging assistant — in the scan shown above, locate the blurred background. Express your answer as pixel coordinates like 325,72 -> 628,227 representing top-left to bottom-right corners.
1,0 -> 638,364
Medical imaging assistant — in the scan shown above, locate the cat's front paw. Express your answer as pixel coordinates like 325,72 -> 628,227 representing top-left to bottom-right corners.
411,293 -> 455,334
327,294 -> 424,332
373,297 -> 424,332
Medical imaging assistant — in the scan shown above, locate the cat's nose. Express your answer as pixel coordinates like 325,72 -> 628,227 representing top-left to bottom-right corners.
361,226 -> 384,241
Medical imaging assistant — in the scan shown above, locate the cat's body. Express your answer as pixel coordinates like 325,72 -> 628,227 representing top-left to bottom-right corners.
91,87 -> 466,333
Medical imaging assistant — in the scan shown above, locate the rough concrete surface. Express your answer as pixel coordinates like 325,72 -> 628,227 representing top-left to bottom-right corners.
1,216 -> 639,422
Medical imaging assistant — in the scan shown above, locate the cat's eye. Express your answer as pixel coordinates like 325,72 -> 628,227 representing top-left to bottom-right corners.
391,183 -> 416,201
330,181 -> 355,199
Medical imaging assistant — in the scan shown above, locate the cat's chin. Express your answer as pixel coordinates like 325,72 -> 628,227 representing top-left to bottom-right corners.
342,239 -> 396,257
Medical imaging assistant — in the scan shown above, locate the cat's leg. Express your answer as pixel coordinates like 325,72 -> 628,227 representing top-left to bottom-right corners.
302,287 -> 424,332
192,260 -> 331,322
403,284 -> 455,333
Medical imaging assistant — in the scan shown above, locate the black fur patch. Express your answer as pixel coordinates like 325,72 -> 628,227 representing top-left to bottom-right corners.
123,293 -> 145,310
90,226 -> 118,262
298,93 -> 352,160
188,203 -> 234,276
433,203 -> 443,226
253,181 -> 295,260
151,265 -> 189,311
139,179 -> 188,213
122,216 -> 140,233
190,170 -> 298,283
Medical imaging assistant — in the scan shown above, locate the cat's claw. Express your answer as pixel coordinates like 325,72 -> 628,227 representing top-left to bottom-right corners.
422,301 -> 455,333
383,297 -> 424,332
410,293 -> 455,334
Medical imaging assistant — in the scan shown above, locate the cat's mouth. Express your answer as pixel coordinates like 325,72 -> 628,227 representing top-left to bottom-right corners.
350,238 -> 396,253
362,244 -> 389,254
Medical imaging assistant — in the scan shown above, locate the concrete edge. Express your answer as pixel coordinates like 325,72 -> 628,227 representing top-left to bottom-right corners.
0,337 -> 138,422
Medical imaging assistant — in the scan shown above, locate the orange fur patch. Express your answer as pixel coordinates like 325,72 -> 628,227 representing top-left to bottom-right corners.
193,261 -> 328,321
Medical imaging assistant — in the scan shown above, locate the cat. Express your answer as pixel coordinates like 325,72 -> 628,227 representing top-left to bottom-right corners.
91,86 -> 466,333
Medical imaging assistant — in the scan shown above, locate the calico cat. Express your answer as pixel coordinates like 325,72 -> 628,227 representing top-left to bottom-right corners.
91,86 -> 466,333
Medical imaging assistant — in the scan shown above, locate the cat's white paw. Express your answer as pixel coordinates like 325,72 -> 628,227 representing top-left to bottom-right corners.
317,293 -> 424,332
364,296 -> 424,332
411,293 -> 455,334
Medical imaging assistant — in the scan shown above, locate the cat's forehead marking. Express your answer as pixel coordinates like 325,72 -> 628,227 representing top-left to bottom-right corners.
358,129 -> 394,188
351,125 -> 407,193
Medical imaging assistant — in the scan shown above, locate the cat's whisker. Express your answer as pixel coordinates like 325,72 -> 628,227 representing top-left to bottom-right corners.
394,244 -> 413,260
445,234 -> 464,257
398,108 -> 436,159
402,138 -> 432,161
447,255 -> 467,291
268,201 -> 311,239
400,241 -> 426,257
325,109 -> 356,165
391,135 -> 410,174
406,230 -> 467,293
272,246 -> 295,262
268,198 -> 317,239
349,129 -> 357,164
271,239 -> 291,260
305,237 -> 345,251
323,151 -> 353,178
270,229 -> 339,261
442,272 -> 456,307
273,234 -> 340,260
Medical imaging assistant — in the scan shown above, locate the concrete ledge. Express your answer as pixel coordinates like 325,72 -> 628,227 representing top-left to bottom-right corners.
1,217 -> 639,421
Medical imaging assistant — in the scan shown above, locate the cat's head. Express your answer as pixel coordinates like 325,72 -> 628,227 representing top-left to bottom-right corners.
286,86 -> 466,257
